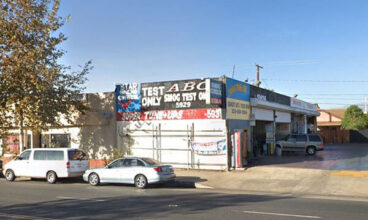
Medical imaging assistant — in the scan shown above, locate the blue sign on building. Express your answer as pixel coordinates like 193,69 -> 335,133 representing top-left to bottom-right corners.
226,78 -> 250,101
226,78 -> 251,120
115,83 -> 141,112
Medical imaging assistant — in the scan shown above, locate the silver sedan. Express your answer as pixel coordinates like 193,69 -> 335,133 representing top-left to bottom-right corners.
83,157 -> 176,188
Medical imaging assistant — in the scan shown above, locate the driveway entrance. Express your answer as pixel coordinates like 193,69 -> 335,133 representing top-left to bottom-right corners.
250,144 -> 368,170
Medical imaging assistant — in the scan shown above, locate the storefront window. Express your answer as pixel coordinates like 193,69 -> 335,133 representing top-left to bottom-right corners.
51,134 -> 70,148
41,134 -> 71,148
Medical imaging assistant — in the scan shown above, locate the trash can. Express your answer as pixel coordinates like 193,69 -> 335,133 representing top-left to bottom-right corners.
276,146 -> 282,156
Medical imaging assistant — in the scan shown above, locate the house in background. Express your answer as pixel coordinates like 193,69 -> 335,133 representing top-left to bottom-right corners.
317,109 -> 349,144
317,108 -> 368,144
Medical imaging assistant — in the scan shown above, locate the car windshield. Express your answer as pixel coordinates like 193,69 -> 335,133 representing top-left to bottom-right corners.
141,158 -> 161,165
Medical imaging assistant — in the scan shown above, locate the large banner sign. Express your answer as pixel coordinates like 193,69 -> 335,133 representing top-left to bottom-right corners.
116,79 -> 224,121
140,79 -> 221,111
190,139 -> 227,155
116,83 -> 141,113
117,108 -> 222,121
226,78 -> 251,120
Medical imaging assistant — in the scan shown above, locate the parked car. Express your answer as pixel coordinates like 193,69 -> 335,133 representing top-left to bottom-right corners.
83,157 -> 176,189
276,133 -> 324,155
3,148 -> 89,183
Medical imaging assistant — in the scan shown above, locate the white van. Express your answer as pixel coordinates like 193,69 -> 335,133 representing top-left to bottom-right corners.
3,148 -> 89,184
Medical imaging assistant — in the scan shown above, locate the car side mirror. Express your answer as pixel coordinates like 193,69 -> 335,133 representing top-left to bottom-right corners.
16,156 -> 23,160
106,165 -> 111,169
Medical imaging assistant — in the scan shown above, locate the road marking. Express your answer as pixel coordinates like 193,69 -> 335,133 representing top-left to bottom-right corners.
329,170 -> 368,178
242,210 -> 321,219
56,196 -> 105,202
0,212 -> 58,220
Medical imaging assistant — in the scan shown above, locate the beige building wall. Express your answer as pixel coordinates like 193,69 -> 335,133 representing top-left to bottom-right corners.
3,92 -> 117,159
317,111 -> 342,124
72,92 -> 117,159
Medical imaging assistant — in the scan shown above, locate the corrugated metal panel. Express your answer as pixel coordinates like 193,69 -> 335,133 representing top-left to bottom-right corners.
117,119 -> 227,170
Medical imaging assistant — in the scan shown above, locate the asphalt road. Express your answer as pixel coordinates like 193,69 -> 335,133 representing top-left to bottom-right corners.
0,178 -> 368,220
251,144 -> 368,170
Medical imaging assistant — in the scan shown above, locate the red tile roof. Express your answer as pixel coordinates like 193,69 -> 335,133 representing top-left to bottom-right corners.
318,108 -> 346,119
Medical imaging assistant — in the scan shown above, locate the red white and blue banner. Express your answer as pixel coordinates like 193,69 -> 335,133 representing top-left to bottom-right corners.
190,139 -> 227,155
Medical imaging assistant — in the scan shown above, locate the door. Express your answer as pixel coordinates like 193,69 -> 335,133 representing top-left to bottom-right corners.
100,159 -> 124,183
120,159 -> 142,183
283,135 -> 297,150
12,150 -> 32,176
296,134 -> 308,151
68,149 -> 89,173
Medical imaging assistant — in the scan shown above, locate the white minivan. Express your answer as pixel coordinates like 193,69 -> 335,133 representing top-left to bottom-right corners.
3,148 -> 89,184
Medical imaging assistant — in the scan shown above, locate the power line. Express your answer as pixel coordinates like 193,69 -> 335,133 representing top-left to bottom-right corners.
317,103 -> 365,105
263,78 -> 368,83
301,98 -> 364,100
290,93 -> 368,96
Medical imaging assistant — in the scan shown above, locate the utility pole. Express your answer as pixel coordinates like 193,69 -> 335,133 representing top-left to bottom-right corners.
232,65 -> 235,78
365,97 -> 367,114
255,63 -> 263,87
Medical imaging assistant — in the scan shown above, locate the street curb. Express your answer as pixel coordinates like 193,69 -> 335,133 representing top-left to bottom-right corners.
195,183 -> 215,189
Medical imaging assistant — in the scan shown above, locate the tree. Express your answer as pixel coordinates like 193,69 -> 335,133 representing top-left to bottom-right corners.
341,105 -> 368,130
0,0 -> 92,152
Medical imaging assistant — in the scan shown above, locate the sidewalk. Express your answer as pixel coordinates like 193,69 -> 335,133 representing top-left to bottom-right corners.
174,166 -> 368,199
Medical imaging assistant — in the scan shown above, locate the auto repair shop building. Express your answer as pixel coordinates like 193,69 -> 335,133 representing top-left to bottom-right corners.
115,77 -> 319,170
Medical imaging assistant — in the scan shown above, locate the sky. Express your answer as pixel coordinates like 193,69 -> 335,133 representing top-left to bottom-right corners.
58,0 -> 368,109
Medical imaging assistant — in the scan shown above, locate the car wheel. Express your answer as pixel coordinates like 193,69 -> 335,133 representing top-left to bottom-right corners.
88,173 -> 100,186
306,146 -> 316,155
46,171 -> 57,184
5,169 -> 15,182
134,174 -> 147,189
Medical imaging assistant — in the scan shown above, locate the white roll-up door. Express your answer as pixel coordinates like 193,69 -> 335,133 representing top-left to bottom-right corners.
276,111 -> 291,123
252,107 -> 273,121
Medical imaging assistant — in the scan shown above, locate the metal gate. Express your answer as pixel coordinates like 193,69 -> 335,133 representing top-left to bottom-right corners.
118,120 -> 228,170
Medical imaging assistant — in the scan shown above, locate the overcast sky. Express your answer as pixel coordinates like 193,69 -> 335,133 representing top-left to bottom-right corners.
59,0 -> 368,109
